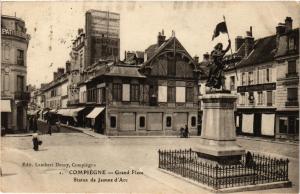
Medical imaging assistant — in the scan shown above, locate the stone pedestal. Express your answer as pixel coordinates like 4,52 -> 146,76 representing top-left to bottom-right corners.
194,92 -> 245,164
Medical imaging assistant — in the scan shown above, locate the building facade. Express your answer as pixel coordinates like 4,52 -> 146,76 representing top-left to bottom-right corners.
68,31 -> 201,135
1,15 -> 30,131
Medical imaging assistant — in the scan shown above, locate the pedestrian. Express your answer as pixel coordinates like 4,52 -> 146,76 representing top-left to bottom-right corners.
184,124 -> 189,138
32,133 -> 42,151
33,116 -> 38,133
47,114 -> 54,135
180,126 -> 184,138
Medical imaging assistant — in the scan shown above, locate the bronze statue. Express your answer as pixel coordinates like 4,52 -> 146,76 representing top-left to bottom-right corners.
206,40 -> 231,89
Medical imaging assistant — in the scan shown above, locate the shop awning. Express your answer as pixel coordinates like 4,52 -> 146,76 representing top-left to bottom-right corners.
59,107 -> 85,117
86,107 -> 105,119
1,100 -> 11,112
49,109 -> 58,113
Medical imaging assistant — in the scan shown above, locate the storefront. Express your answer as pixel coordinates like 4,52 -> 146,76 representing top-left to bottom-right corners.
275,110 -> 299,140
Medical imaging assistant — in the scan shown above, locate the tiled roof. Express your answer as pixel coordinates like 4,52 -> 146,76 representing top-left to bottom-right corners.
105,65 -> 146,78
237,35 -> 277,68
145,44 -> 158,59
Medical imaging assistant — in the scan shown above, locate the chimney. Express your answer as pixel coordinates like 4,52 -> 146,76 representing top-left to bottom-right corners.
57,68 -> 65,77
66,61 -> 71,73
235,36 -> 245,51
124,51 -> 127,60
78,28 -> 84,35
157,30 -> 166,46
285,17 -> 293,32
53,72 -> 58,80
194,55 -> 199,63
276,23 -> 286,35
203,53 -> 210,61
244,26 -> 254,57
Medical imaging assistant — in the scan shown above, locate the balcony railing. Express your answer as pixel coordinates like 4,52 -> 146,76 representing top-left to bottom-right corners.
286,72 -> 298,78
14,91 -> 30,101
285,101 -> 299,107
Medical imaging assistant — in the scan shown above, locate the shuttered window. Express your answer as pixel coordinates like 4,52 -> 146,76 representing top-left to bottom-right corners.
112,83 -> 122,101
186,87 -> 194,102
130,84 -> 140,102
167,86 -> 176,102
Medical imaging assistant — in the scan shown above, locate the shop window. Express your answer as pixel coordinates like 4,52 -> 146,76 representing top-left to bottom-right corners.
166,116 -> 172,127
279,117 -> 288,134
139,116 -> 145,128
110,116 -> 117,128
191,116 -> 196,127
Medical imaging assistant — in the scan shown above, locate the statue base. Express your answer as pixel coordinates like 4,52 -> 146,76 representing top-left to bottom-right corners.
194,92 -> 245,164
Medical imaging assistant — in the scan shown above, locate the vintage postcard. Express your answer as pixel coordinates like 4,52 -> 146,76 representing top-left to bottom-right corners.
1,1 -> 299,193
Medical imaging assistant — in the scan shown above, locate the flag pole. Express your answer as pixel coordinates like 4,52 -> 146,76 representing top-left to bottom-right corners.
223,15 -> 238,80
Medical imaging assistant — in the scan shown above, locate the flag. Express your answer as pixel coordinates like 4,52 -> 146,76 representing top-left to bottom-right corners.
212,21 -> 228,40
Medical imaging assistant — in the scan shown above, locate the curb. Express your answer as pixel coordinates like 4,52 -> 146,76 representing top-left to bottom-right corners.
158,168 -> 292,193
237,136 -> 299,146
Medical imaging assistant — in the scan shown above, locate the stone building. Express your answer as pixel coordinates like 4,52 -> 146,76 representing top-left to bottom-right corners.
1,15 -> 30,132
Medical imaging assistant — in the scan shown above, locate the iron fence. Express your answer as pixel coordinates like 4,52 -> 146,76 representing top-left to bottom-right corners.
158,149 -> 289,190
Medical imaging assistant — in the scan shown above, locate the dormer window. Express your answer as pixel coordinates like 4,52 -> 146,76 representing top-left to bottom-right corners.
288,37 -> 295,51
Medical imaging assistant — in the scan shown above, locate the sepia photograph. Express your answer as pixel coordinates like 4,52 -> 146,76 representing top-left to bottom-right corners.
0,1 -> 299,193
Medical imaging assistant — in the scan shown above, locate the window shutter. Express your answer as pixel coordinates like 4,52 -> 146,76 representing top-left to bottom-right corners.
263,69 -> 266,83
269,68 -> 272,83
272,91 -> 275,105
262,91 -> 266,105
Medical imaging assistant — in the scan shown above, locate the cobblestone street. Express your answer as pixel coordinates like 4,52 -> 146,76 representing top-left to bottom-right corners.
1,128 -> 298,193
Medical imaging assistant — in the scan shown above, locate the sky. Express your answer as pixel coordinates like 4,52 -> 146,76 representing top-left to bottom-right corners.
2,1 -> 300,87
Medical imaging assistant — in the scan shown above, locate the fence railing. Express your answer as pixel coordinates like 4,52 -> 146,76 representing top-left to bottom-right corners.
158,149 -> 289,190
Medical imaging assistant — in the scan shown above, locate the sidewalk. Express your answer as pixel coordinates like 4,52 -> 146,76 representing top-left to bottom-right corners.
60,123 -> 107,139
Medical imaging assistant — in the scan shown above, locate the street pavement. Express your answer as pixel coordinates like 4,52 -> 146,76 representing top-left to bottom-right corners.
1,124 -> 299,193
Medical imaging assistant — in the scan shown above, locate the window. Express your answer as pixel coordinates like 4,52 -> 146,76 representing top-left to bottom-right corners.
122,84 -> 130,101
101,88 -> 106,104
166,116 -> 172,127
240,93 -> 245,105
288,117 -> 296,134
287,88 -> 298,101
191,116 -> 196,127
17,75 -> 24,92
17,49 -> 24,66
168,56 -> 176,76
131,84 -> 140,102
288,60 -> 296,74
267,91 -> 273,106
230,76 -> 235,90
186,87 -> 194,102
176,87 -> 186,103
139,116 -> 145,128
248,92 -> 254,104
248,71 -> 254,85
167,86 -> 176,102
266,69 -> 270,82
110,116 -> 117,128
289,37 -> 295,51
257,92 -> 263,105
241,72 -> 246,86
112,83 -> 122,101
279,117 -> 288,133
158,86 -> 167,102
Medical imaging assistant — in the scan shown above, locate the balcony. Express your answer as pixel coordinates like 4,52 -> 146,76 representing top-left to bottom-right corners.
14,91 -> 30,101
286,72 -> 298,78
285,101 -> 299,107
